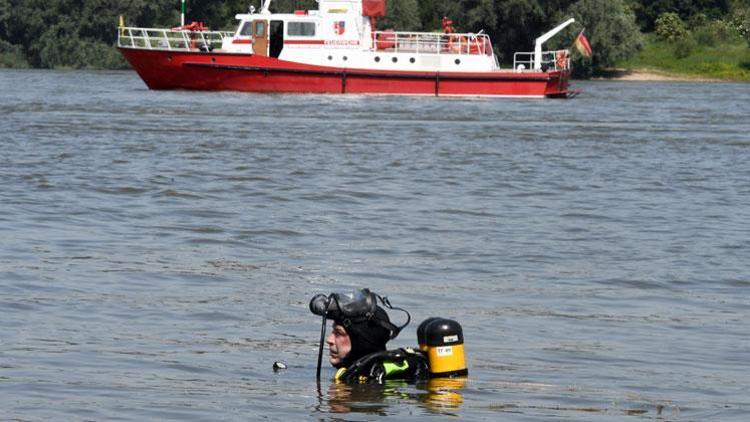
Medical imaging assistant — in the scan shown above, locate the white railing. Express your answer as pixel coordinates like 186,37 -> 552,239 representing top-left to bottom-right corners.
117,26 -> 233,51
513,49 -> 570,72
372,31 -> 493,56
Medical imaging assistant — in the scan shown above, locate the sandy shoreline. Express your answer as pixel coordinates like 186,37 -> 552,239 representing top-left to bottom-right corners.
595,68 -> 724,82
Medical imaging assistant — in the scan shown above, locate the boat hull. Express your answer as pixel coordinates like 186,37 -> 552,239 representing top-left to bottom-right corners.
119,48 -> 572,98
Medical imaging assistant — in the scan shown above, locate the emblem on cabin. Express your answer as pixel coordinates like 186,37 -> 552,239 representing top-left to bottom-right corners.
334,20 -> 346,35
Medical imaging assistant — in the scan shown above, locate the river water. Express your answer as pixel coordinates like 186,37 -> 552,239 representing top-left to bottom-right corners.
1,69 -> 748,420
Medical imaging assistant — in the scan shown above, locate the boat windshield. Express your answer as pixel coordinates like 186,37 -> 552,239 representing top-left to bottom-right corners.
239,22 -> 252,36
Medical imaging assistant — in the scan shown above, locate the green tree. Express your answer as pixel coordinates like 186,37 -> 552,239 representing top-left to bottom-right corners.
380,0 -> 422,31
490,0 -> 545,64
477,0 -> 575,64
655,12 -> 688,41
3,0 -> 744,70
0,39 -> 28,67
730,3 -> 750,45
1,0 -> 181,68
555,0 -> 644,76
414,0 -> 468,33
417,0 -> 439,31
636,0 -> 731,31
465,0 -> 498,35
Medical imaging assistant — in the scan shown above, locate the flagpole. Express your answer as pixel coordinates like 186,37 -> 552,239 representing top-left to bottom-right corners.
181,0 -> 186,26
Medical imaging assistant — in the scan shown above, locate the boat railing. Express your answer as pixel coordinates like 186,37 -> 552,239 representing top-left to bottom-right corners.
117,26 -> 233,51
372,31 -> 493,56
513,49 -> 570,72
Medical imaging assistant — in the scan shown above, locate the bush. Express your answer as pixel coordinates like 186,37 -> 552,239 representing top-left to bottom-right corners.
655,12 -> 688,42
692,20 -> 739,46
673,35 -> 697,59
557,0 -> 644,78
731,9 -> 750,46
35,21 -> 128,69
687,12 -> 709,30
713,19 -> 741,43
693,25 -> 718,46
0,39 -> 29,68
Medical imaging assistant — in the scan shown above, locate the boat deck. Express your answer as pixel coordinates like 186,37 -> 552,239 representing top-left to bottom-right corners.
117,27 -> 570,72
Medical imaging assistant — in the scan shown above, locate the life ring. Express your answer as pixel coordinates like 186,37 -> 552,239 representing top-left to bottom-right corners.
555,51 -> 567,69
448,35 -> 467,54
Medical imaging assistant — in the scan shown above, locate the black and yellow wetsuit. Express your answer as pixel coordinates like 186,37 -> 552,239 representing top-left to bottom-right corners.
334,348 -> 429,384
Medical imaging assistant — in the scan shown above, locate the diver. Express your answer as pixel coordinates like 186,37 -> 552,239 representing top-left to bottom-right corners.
310,288 -> 467,383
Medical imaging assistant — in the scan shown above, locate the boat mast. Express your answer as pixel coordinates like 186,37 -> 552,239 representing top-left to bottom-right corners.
260,0 -> 273,13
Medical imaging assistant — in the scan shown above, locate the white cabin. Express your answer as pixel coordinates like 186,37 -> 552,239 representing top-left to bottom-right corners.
117,0 -> 576,74
220,0 -> 499,72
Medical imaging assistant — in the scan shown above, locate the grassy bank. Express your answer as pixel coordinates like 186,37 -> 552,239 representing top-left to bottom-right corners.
616,34 -> 750,82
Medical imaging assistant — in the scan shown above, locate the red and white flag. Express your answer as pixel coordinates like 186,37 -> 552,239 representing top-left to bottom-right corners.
574,31 -> 592,57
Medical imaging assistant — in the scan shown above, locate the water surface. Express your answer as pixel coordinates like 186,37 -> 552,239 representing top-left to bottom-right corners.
1,69 -> 749,420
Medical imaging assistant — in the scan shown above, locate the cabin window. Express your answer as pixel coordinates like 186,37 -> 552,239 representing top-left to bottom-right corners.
288,22 -> 316,36
239,22 -> 252,36
255,21 -> 266,37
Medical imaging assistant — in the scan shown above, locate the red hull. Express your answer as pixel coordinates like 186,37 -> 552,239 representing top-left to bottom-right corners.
119,48 -> 572,98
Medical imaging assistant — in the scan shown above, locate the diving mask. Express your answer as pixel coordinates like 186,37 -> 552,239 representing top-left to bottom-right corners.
309,289 -> 378,323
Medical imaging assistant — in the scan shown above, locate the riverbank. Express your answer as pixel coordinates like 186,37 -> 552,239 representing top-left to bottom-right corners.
595,68 -> 726,82
612,34 -> 750,82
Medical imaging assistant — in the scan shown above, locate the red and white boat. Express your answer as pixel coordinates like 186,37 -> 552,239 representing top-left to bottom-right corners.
118,0 -> 578,98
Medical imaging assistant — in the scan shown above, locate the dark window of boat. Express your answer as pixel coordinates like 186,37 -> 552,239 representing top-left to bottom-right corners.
375,56 -> 380,62
270,21 -> 284,58
239,22 -> 252,36
288,22 -> 316,36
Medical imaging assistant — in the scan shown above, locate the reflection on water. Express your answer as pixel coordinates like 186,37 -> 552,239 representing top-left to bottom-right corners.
319,376 -> 684,419
323,382 -> 391,415
321,377 -> 467,416
416,377 -> 467,414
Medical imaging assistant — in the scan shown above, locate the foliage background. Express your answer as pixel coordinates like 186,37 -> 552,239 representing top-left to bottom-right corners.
0,0 -> 747,74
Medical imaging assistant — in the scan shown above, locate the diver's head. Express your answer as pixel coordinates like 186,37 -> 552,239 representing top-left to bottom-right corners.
325,322 -> 352,367
326,307 -> 392,367
310,288 -> 410,370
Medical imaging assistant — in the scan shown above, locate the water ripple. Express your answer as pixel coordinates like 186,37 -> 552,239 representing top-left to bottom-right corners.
1,70 -> 749,421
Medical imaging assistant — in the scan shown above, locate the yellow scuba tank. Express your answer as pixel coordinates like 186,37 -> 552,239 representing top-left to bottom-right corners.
417,317 -> 441,352
417,318 -> 468,377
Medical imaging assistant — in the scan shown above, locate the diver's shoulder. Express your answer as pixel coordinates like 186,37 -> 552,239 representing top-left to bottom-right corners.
335,347 -> 429,383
